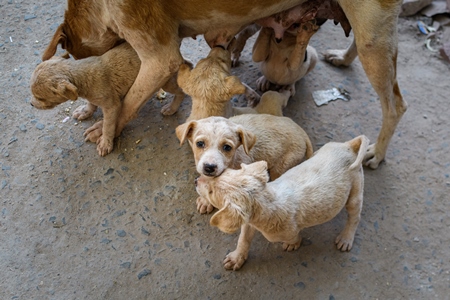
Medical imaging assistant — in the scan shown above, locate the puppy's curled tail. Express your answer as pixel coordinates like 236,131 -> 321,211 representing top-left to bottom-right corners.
349,135 -> 370,170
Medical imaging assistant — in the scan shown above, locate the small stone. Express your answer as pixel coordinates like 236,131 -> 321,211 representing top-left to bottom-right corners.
117,230 -> 126,237
24,14 -> 37,21
213,274 -> 221,280
137,269 -> 151,280
120,262 -> 131,269
294,282 -> 306,289
19,124 -> 27,132
36,123 -> 45,130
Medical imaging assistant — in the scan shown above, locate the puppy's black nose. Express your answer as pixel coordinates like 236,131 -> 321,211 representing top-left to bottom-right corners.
203,163 -> 217,175
275,38 -> 282,43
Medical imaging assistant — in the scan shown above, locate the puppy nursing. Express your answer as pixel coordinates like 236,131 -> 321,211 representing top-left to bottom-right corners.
176,114 -> 313,213
196,135 -> 369,270
177,46 -> 290,120
253,20 -> 319,95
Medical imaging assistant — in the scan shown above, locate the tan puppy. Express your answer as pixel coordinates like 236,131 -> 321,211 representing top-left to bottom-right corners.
176,114 -> 313,213
253,20 -> 318,95
196,135 -> 369,270
43,0 -> 406,169
177,47 -> 286,120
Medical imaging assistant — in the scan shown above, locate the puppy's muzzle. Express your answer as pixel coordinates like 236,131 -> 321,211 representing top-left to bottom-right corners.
203,163 -> 217,176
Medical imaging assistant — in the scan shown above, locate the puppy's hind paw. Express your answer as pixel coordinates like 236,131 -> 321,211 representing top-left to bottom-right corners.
73,104 -> 96,120
84,120 -> 103,143
196,197 -> 214,214
323,49 -> 352,67
223,251 -> 246,271
335,234 -> 354,252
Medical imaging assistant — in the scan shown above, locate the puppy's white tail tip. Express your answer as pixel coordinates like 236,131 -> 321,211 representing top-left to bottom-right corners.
349,135 -> 370,170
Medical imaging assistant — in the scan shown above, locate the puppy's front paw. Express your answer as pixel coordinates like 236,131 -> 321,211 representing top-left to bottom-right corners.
83,120 -> 103,143
282,240 -> 301,251
335,233 -> 355,252
160,102 -> 178,116
196,197 -> 214,214
72,104 -> 96,120
223,251 -> 246,271
96,136 -> 113,156
323,49 -> 352,67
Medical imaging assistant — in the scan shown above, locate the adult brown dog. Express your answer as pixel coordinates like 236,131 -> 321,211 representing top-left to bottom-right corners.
42,0 -> 406,169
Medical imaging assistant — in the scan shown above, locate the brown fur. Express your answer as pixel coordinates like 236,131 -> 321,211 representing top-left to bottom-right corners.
42,0 -> 406,169
196,135 -> 369,270
176,115 -> 313,213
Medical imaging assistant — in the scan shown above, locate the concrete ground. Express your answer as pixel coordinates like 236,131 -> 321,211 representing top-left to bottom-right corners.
1,1 -> 449,299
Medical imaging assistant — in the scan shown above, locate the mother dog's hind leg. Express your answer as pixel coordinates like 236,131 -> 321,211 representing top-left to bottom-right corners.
337,0 -> 407,169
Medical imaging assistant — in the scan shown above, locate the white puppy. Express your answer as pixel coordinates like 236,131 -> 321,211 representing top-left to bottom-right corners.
176,114 -> 313,213
196,135 -> 369,270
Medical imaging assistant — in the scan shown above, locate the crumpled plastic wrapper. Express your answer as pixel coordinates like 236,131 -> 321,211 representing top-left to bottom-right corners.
312,88 -> 351,106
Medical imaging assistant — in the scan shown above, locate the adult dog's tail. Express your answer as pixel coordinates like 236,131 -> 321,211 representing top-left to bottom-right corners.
348,135 -> 370,170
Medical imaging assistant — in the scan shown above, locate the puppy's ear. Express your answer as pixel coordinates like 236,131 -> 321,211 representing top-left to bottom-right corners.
236,126 -> 256,155
210,203 -> 243,234
241,161 -> 269,183
42,24 -> 67,61
224,76 -> 246,95
175,121 -> 196,145
176,63 -> 193,92
52,80 -> 78,100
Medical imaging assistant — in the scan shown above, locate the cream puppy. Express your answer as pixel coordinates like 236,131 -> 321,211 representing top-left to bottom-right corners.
176,114 -> 313,213
196,135 -> 369,270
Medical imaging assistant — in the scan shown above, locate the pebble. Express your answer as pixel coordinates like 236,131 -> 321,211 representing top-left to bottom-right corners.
24,14 -> 37,21
35,123 -> 45,130
19,124 -> 26,132
137,269 -> 151,280
117,230 -> 126,237
120,262 -> 131,269
294,282 -> 306,289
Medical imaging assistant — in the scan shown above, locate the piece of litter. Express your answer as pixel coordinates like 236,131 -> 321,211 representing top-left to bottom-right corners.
312,88 -> 350,106
62,116 -> 70,123
135,139 -> 141,144
9,36 -> 13,43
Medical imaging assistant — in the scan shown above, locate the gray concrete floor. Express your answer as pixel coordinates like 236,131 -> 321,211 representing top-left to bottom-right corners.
1,1 -> 449,299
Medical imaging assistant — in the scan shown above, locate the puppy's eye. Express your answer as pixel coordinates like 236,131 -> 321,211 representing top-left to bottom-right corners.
196,141 -> 205,148
223,144 -> 232,152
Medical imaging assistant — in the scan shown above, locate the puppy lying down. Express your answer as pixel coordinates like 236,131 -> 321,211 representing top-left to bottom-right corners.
30,42 -> 186,156
196,135 -> 369,270
176,114 -> 313,213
